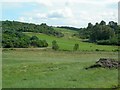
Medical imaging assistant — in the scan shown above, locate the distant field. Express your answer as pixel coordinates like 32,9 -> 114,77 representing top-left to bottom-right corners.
2,49 -> 118,88
24,29 -> 118,51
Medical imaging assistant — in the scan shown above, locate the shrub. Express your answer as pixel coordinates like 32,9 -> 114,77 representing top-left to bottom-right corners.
52,40 -> 59,50
73,43 -> 79,51
95,49 -> 99,51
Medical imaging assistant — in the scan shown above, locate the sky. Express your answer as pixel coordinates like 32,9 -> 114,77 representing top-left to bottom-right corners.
1,0 -> 119,28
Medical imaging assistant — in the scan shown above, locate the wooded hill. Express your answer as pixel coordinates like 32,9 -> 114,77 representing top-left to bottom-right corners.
2,20 -> 63,48
2,20 -> 120,48
2,20 -> 64,37
57,21 -> 120,46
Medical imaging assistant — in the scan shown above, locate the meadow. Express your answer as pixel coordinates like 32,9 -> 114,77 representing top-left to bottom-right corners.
2,28 -> 119,88
2,49 -> 118,88
24,27 -> 118,52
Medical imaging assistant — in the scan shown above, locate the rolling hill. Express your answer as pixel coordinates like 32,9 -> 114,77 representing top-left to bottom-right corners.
24,27 -> 118,51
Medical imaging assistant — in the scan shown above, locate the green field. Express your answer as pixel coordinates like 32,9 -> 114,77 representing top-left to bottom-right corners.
2,28 -> 119,88
24,28 -> 118,51
2,49 -> 118,88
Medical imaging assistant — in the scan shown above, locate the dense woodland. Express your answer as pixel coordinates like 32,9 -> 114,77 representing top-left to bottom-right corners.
1,20 -> 120,48
2,20 -> 63,48
57,26 -> 80,31
77,21 -> 120,45
2,20 -> 64,37
2,29 -> 48,48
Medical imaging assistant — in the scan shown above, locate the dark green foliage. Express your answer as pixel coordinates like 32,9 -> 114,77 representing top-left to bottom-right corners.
52,40 -> 59,50
90,25 -> 115,42
57,26 -> 80,31
96,36 -> 120,45
100,20 -> 106,25
2,20 -> 64,37
73,43 -> 79,51
30,36 -> 39,41
2,29 -> 48,48
2,20 -> 66,48
78,20 -> 120,46
2,30 -> 30,48
42,40 -> 48,47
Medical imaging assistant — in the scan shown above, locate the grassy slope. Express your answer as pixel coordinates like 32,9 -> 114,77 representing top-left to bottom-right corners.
24,27 -> 118,51
3,49 -> 118,88
2,28 -> 118,88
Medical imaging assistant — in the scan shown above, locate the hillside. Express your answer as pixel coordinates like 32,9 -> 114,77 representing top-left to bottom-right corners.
25,30 -> 118,51
2,20 -> 119,51
2,20 -> 64,37
2,20 -> 63,48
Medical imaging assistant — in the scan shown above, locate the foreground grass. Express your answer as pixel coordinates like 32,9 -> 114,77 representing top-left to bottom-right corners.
2,49 -> 118,88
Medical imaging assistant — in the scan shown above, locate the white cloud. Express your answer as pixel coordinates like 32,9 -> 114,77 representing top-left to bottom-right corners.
19,17 -> 25,22
36,13 -> 47,19
47,10 -> 65,19
47,7 -> 74,19
35,0 -> 52,7
22,6 -> 74,19
2,0 -> 119,27
19,16 -> 34,23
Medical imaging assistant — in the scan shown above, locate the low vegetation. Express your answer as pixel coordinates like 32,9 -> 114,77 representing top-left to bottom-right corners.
2,49 -> 118,88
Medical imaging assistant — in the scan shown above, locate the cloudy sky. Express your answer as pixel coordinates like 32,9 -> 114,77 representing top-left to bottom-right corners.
1,0 -> 119,28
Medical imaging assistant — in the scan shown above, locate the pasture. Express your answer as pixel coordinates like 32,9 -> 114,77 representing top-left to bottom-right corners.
24,32 -> 118,52
2,49 -> 118,88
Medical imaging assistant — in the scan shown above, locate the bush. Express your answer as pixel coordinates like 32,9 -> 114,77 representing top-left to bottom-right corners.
96,40 -> 111,45
52,40 -> 59,50
95,49 -> 99,51
96,39 -> 119,46
73,43 -> 79,51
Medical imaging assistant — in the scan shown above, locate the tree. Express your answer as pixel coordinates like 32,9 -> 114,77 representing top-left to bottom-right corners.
87,23 -> 93,29
52,40 -> 59,50
73,43 -> 79,51
30,36 -> 39,40
90,25 -> 114,42
100,20 -> 106,25
43,40 -> 48,47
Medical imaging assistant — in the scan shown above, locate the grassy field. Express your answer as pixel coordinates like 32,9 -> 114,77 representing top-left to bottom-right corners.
2,28 -> 119,88
2,49 -> 118,88
25,33 -> 118,52
24,27 -> 118,51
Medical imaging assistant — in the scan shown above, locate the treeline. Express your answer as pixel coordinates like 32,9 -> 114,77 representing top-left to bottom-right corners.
2,20 -> 65,48
2,29 -> 48,48
57,26 -> 80,31
2,20 -> 64,37
78,21 -> 120,45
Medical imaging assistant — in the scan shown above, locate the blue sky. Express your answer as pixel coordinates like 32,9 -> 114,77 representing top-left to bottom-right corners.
1,0 -> 119,28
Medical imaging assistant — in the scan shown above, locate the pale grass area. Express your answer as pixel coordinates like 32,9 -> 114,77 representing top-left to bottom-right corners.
2,49 -> 118,88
